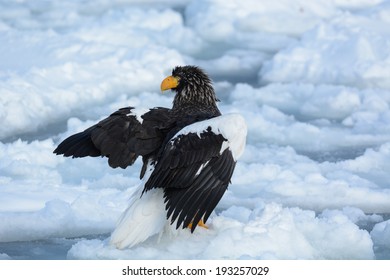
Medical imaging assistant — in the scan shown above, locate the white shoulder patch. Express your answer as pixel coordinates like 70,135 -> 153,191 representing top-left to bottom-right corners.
126,107 -> 149,124
173,113 -> 247,160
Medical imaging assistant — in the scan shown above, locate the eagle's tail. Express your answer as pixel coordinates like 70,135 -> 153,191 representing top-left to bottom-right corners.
110,188 -> 166,249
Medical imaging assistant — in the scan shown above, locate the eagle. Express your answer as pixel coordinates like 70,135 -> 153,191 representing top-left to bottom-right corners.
54,65 -> 247,249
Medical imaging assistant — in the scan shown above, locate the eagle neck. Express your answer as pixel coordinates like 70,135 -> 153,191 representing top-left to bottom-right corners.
172,86 -> 220,116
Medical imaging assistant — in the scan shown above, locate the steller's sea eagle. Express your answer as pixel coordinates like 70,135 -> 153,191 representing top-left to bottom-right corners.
54,65 -> 247,249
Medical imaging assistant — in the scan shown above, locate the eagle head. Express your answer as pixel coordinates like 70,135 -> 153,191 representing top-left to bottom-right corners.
161,65 -> 219,111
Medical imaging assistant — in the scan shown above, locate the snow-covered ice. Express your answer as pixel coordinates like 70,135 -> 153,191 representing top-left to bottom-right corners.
1,0 -> 390,259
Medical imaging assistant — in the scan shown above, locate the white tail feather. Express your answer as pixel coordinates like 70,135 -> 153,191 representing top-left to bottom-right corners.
110,188 -> 166,249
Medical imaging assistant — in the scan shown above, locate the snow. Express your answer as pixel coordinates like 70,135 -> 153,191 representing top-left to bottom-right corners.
1,0 -> 390,260
371,219 -> 390,259
68,203 -> 375,260
260,2 -> 390,89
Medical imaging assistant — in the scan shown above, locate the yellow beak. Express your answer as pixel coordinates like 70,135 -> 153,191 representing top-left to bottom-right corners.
160,75 -> 179,92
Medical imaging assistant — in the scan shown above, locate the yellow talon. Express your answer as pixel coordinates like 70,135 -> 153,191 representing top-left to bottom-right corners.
188,219 -> 209,230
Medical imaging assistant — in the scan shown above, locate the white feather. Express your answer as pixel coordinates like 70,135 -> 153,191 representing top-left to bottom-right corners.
110,187 -> 166,249
126,107 -> 149,124
172,113 -> 247,160
110,161 -> 167,249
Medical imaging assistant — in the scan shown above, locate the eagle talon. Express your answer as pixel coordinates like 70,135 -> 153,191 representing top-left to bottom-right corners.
188,220 -> 209,230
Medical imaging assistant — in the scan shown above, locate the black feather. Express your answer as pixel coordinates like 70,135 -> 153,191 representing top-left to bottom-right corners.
53,65 -> 243,236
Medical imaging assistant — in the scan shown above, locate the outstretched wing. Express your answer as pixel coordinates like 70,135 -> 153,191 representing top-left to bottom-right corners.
144,114 -> 246,232
54,107 -> 172,169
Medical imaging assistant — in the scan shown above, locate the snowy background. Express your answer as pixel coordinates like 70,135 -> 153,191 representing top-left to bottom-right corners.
1,0 -> 390,260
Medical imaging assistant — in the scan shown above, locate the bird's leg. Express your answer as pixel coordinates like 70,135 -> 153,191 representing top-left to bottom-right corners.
197,219 -> 209,229
188,219 -> 209,230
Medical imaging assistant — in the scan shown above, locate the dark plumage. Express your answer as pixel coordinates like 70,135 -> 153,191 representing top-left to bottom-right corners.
54,65 -> 246,248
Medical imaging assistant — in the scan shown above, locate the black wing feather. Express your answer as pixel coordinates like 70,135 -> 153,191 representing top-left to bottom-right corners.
144,129 -> 225,190
144,128 -> 236,232
166,149 -> 235,232
54,107 -> 173,170
53,126 -> 101,158
54,103 -> 237,233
